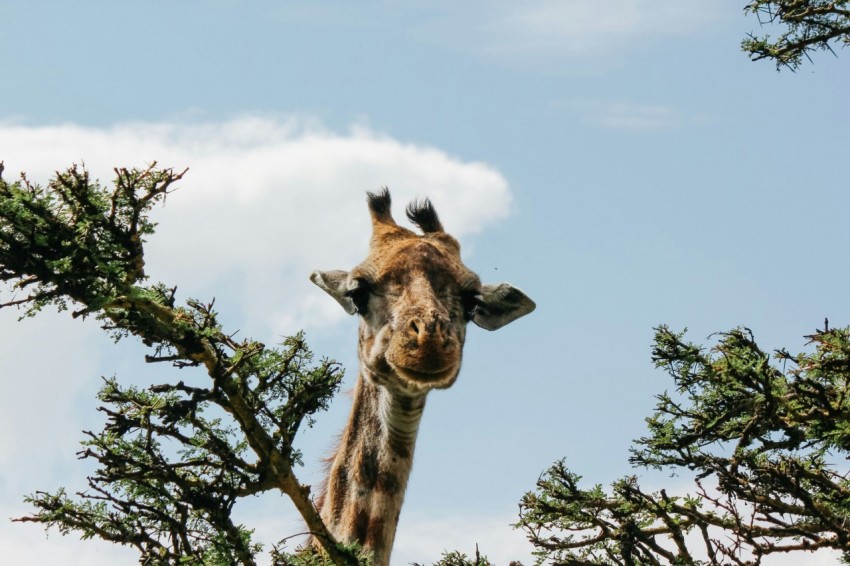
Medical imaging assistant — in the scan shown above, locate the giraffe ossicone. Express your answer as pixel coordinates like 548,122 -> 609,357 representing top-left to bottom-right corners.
310,188 -> 534,565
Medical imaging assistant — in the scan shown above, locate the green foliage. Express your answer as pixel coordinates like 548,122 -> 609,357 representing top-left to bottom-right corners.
518,326 -> 850,565
743,0 -> 850,70
271,540 -> 372,566
416,549 -> 493,566
0,162 -> 175,317
1,163 -> 358,565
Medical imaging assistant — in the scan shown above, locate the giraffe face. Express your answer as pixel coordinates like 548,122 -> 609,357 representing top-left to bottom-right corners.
311,189 -> 535,394
350,236 -> 476,392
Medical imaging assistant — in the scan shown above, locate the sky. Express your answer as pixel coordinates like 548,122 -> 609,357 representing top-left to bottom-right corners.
0,1 -> 848,564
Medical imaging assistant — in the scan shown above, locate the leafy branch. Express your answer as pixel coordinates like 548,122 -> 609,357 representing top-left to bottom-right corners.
517,326 -> 850,565
0,162 -> 360,565
743,0 -> 850,69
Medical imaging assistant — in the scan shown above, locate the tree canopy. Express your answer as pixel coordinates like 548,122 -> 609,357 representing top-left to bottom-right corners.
517,326 -> 850,564
0,163 -> 363,565
743,0 -> 850,69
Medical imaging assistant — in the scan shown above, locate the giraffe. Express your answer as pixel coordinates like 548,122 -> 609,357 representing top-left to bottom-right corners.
309,189 -> 535,566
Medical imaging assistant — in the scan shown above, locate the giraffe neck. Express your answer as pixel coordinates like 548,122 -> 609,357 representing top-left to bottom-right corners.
319,371 -> 427,566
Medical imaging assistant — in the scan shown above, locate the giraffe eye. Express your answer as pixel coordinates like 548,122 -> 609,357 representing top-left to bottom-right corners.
345,280 -> 372,315
461,291 -> 481,321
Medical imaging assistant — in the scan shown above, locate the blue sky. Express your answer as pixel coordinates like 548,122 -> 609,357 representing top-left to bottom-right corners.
1,2 -> 848,564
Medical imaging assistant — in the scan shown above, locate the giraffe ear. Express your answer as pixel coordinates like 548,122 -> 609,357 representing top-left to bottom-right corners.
310,270 -> 358,315
472,283 -> 536,331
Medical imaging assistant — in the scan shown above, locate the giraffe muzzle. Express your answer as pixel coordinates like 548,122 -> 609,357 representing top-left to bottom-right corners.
384,311 -> 461,388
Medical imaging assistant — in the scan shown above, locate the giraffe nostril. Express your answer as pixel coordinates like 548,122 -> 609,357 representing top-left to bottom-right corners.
409,319 -> 421,335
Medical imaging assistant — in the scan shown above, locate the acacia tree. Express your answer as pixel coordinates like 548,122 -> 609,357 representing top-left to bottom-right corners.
511,4 -> 850,563
0,162 -> 365,565
516,326 -> 850,564
743,0 -> 850,69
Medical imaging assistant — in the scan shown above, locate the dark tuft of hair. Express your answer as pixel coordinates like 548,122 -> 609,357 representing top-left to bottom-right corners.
406,198 -> 444,233
367,187 -> 393,220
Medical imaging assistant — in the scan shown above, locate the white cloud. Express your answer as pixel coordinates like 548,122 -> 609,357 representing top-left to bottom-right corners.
632,475 -> 846,566
0,116 -> 515,563
569,99 -> 683,131
0,312 -> 100,484
0,117 -> 512,336
393,512 -> 534,565
405,0 -> 723,64
0,510 -> 137,566
262,2 -> 723,66
0,312 -> 118,565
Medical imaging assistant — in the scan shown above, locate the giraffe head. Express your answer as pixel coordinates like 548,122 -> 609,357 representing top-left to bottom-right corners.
311,189 -> 535,394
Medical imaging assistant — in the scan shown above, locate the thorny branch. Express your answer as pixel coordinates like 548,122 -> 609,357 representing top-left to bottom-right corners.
517,326 -> 850,564
0,164 -> 358,565
743,0 -> 850,69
